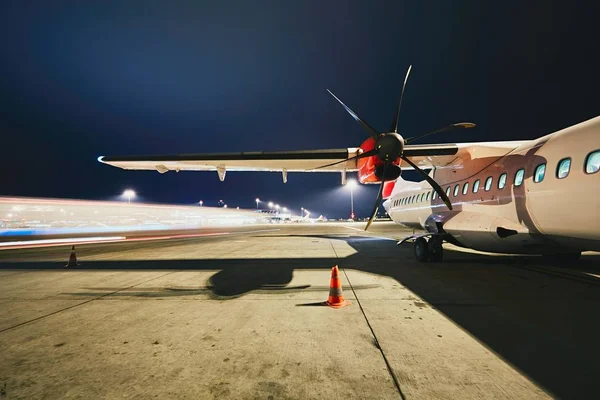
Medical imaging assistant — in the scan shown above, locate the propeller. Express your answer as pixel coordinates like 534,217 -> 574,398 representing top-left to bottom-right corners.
404,122 -> 475,144
314,148 -> 377,170
326,89 -> 380,139
401,156 -> 452,210
365,163 -> 388,231
321,66 -> 474,230
390,65 -> 412,134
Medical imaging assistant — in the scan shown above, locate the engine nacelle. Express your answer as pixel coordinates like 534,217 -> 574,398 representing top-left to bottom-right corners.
356,137 -> 402,184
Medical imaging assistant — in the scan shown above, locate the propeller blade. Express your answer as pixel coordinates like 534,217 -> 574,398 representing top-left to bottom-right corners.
314,148 -> 377,170
390,65 -> 412,133
401,156 -> 453,210
404,122 -> 475,144
327,89 -> 380,138
365,163 -> 388,231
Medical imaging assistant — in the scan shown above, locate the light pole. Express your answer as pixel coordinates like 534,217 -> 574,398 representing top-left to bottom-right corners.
268,201 -> 273,210
347,180 -> 357,219
199,200 -> 203,207
123,189 -> 136,203
301,207 -> 304,216
255,198 -> 260,209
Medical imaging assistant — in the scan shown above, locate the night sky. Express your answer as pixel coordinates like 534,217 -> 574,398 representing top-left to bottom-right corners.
1,1 -> 599,218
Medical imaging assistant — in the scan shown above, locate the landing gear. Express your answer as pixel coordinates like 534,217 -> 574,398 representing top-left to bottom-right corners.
428,235 -> 444,262
411,235 -> 444,262
414,237 -> 429,262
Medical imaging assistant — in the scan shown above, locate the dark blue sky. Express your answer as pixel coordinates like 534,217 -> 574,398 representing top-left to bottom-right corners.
1,1 -> 599,218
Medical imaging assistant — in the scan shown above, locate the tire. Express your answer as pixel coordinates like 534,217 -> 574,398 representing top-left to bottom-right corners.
414,238 -> 429,262
428,236 -> 444,262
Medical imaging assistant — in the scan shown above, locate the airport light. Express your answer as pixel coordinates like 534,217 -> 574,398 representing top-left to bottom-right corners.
282,207 -> 287,212
224,204 -> 228,208
123,189 -> 136,203
275,204 -> 280,212
199,200 -> 203,206
268,201 -> 273,209
347,179 -> 358,219
255,198 -> 260,209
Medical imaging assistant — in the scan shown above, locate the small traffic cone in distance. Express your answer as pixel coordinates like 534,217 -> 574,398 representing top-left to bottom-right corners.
65,245 -> 79,267
325,265 -> 350,308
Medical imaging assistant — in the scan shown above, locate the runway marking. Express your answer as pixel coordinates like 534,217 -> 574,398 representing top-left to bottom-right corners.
326,237 -> 404,398
514,264 -> 600,286
339,261 -> 406,400
0,270 -> 180,335
341,225 -> 397,241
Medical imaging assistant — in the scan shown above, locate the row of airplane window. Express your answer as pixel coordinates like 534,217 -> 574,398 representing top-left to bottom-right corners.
392,149 -> 600,208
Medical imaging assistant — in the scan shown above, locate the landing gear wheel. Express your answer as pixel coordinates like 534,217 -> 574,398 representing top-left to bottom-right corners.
414,238 -> 429,262
428,236 -> 444,262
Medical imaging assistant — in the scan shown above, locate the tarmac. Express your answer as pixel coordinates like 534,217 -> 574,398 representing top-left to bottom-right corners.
1,222 -> 600,399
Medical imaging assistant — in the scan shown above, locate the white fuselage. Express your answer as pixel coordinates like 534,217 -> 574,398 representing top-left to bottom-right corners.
384,116 -> 600,254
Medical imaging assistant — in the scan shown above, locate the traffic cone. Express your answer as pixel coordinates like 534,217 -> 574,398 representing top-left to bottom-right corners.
324,265 -> 350,308
65,245 -> 79,267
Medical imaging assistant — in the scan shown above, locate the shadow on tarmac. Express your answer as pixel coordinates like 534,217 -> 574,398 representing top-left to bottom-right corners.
2,235 -> 600,398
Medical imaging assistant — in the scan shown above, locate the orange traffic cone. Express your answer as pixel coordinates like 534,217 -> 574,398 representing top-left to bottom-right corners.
324,265 -> 350,308
65,245 -> 79,267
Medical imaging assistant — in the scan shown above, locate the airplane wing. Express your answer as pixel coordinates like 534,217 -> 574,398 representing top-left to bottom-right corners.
98,141 -> 530,176
399,141 -> 531,170
98,148 -> 361,173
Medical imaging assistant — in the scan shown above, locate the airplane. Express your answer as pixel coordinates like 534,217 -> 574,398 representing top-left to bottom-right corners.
98,66 -> 600,263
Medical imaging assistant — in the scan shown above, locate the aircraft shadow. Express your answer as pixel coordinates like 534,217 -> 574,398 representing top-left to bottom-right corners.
1,236 -> 600,398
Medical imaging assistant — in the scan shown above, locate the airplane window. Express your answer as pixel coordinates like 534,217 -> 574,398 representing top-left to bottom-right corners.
534,163 -> 546,183
445,187 -> 451,197
432,191 -> 437,200
585,150 -> 600,174
514,169 -> 525,186
426,192 -> 430,201
462,182 -> 469,195
498,173 -> 507,189
557,158 -> 571,179
473,179 -> 480,193
453,184 -> 460,197
484,176 -> 493,191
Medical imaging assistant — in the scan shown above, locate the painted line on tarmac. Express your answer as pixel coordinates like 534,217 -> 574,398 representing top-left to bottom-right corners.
0,270 -> 180,335
342,225 -> 397,241
339,261 -> 406,400
328,238 -> 404,399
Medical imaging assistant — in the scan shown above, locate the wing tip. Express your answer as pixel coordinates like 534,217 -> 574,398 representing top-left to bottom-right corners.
97,156 -> 105,163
